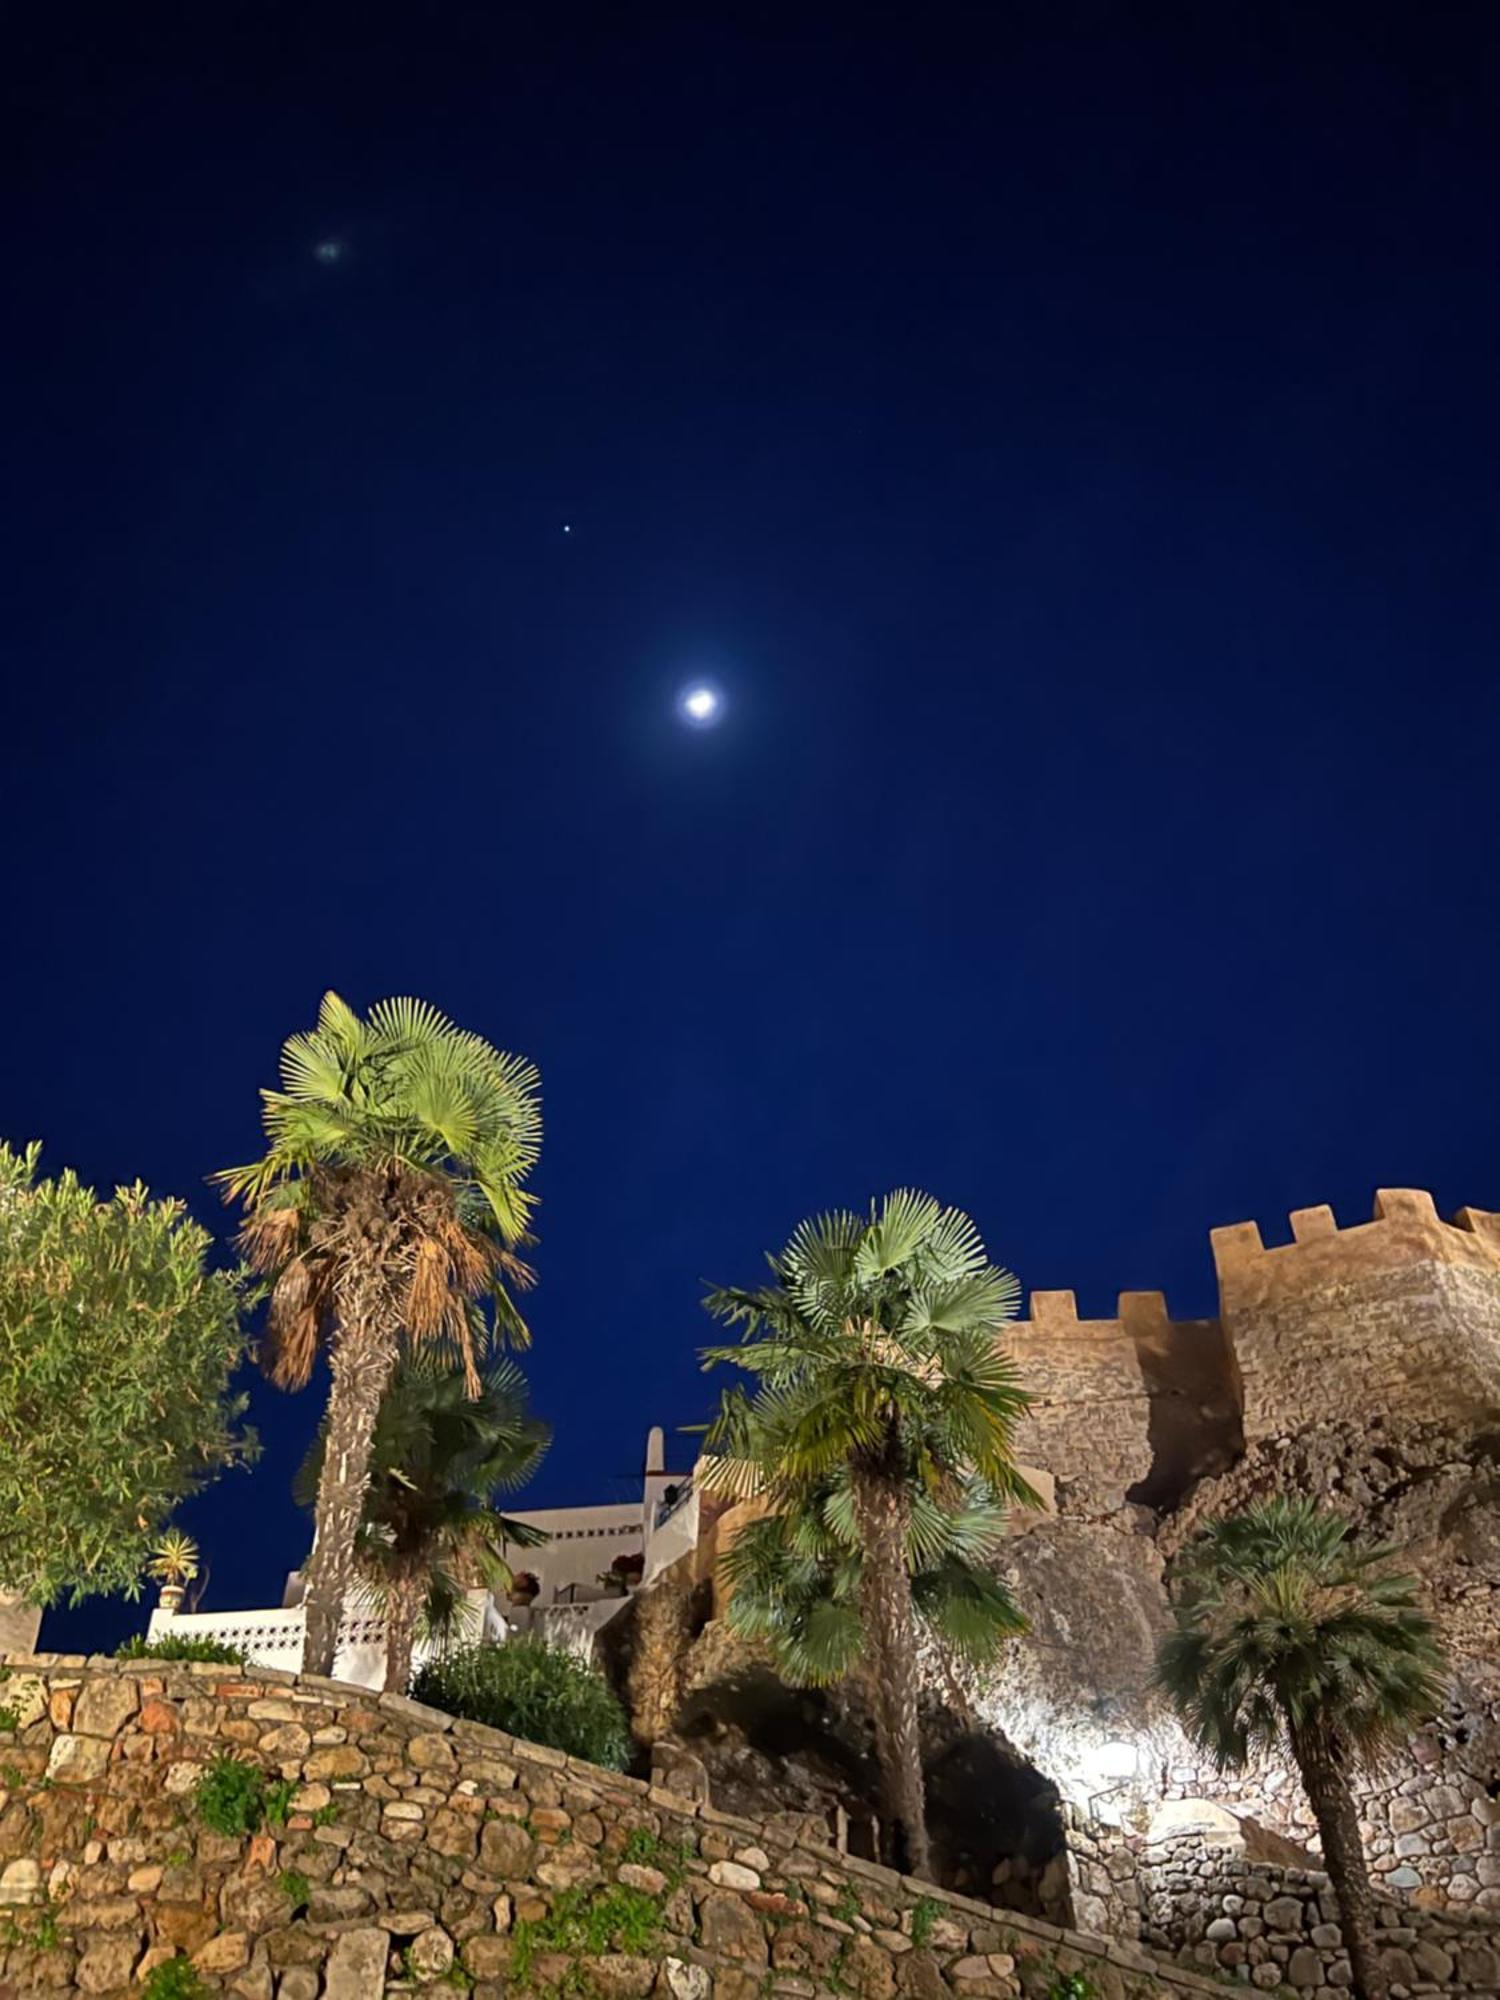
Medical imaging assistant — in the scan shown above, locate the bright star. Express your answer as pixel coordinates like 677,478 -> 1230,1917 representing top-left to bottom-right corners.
678,683 -> 723,727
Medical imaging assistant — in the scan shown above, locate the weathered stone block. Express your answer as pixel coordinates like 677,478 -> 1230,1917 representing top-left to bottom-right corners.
700,1890 -> 770,1964
72,1675 -> 139,1739
45,1732 -> 112,1784
322,1926 -> 391,1998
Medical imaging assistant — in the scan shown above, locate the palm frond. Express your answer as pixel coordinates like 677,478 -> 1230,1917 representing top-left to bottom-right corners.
1157,1498 -> 1447,1774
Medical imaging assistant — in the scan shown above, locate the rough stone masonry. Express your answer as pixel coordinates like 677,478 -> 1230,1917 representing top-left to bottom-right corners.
0,1653 -> 1252,2000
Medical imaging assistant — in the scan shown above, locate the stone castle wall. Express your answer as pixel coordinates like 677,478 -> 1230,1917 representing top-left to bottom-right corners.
1210,1189 -> 1500,1441
1003,1292 -> 1239,1516
963,1185 -> 1500,1933
1139,1827 -> 1500,1997
0,1652 -> 1240,2000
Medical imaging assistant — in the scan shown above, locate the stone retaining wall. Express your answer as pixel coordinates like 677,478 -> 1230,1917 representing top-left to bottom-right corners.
1140,1830 -> 1500,1997
0,1654 -> 1239,2000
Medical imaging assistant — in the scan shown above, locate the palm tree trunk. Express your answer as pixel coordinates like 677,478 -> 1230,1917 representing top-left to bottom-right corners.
1292,1727 -> 1387,2000
851,1463 -> 930,1879
382,1569 -> 426,1694
301,1302 -> 401,1677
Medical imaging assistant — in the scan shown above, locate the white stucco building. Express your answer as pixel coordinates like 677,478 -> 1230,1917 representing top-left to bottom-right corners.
148,1426 -> 698,1687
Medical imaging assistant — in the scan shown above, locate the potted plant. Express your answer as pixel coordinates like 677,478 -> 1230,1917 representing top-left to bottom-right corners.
507,1570 -> 540,1607
599,1551 -> 644,1596
144,1529 -> 201,1614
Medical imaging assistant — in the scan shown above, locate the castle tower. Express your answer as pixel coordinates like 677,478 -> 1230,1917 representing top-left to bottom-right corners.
1005,1292 -> 1239,1514
1210,1189 -> 1500,1443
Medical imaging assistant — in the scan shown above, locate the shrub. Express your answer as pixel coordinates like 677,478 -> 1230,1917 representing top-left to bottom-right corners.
410,1636 -> 630,1769
116,1635 -> 249,1666
140,1957 -> 209,2000
511,1884 -> 661,1983
194,1755 -> 267,1837
0,1143 -> 255,1609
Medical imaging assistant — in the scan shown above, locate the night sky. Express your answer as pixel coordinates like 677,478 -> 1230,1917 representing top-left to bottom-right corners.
7,5 -> 1499,1652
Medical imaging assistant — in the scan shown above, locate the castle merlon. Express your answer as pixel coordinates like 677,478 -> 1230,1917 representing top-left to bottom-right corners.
1022,1287 -> 1179,1332
1210,1187 -> 1500,1280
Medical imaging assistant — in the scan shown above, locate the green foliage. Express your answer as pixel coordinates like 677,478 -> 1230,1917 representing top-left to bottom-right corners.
699,1191 -> 1033,1681
909,1897 -> 940,1948
144,1530 -> 201,1587
0,1900 -> 64,1953
116,1635 -> 249,1665
0,1703 -> 18,1734
278,1869 -> 311,1911
140,1957 -> 210,2000
411,1636 -> 630,1769
217,991 -> 544,1367
719,1482 -> 1026,1686
621,1826 -> 662,1865
832,1882 -> 861,1924
194,1755 -> 269,1837
264,1777 -> 298,1828
295,1348 -> 549,1655
700,1187 -> 1035,1529
0,1142 -> 256,1607
1157,1497 -> 1447,1770
700,1193 -> 1034,1877
217,993 -> 545,1675
511,1884 -> 662,1984
1047,1976 -> 1097,2000
187,1757 -> 293,1838
311,1800 -> 339,1828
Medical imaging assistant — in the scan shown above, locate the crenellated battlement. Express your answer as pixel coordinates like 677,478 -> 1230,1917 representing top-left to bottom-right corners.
1210,1189 -> 1500,1441
1007,1291 -> 1239,1513
1008,1187 -> 1500,1507
1211,1188 -> 1500,1280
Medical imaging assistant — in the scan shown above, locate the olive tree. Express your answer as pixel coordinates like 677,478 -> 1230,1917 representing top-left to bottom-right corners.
0,1142 -> 255,1608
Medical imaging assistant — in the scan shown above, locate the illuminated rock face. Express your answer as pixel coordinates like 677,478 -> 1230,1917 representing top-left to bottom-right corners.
961,1189 -> 1500,1925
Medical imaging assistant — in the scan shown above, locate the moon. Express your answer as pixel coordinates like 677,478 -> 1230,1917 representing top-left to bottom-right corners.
677,683 -> 724,728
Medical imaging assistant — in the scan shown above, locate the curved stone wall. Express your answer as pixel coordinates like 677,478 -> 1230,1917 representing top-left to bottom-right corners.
1140,1827 -> 1500,1996
0,1652 -> 1231,2000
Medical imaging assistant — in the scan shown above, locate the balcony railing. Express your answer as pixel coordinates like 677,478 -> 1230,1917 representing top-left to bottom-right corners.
653,1477 -> 695,1530
146,1591 -> 496,1690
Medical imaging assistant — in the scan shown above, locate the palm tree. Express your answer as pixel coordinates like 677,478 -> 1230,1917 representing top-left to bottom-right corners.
720,1471 -> 1025,1692
297,1352 -> 550,1692
1157,1499 -> 1447,2000
217,993 -> 541,1675
700,1190 -> 1034,1877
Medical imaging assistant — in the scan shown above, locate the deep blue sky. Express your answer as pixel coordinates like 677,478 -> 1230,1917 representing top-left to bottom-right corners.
7,4 -> 1498,1650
